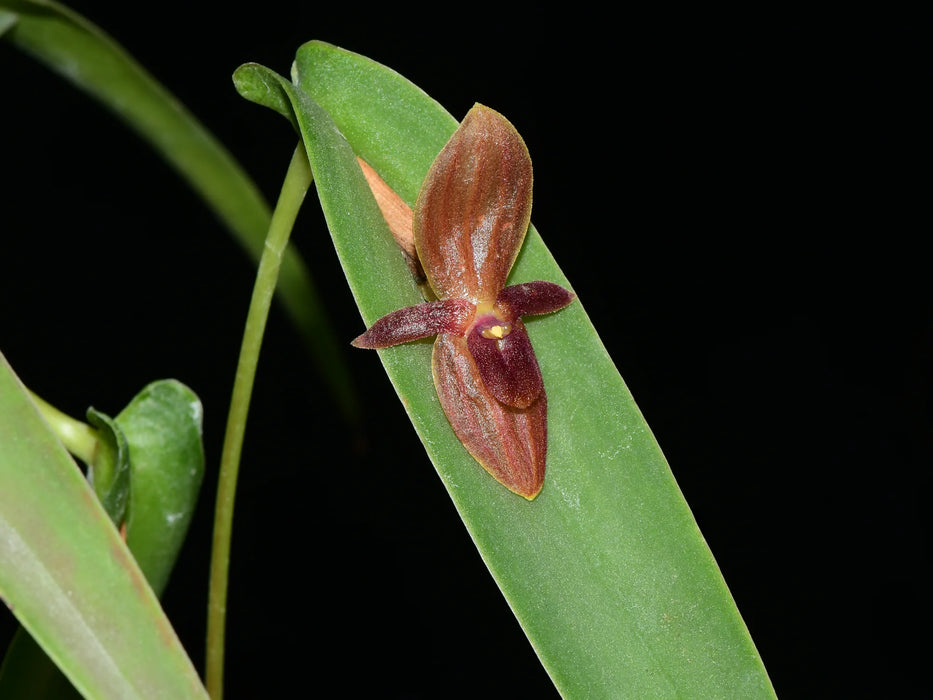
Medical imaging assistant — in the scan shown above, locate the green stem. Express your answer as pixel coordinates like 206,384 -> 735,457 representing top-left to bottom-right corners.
206,145 -> 312,699
27,391 -> 99,465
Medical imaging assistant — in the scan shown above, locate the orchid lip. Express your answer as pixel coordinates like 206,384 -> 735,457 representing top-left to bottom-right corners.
473,312 -> 514,341
467,318 -> 543,410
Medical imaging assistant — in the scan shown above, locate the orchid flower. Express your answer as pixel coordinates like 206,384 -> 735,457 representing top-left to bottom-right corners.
353,104 -> 574,499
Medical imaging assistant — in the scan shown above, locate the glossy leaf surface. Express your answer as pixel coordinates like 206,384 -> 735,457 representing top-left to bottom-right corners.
0,351 -> 207,700
237,42 -> 775,697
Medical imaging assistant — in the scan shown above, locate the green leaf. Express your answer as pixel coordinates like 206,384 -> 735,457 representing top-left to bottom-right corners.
85,408 -> 131,526
0,350 -> 208,700
46,380 -> 205,598
1,381 -> 204,698
0,0 -> 357,420
0,9 -> 16,35
256,41 -> 774,697
117,380 -> 205,597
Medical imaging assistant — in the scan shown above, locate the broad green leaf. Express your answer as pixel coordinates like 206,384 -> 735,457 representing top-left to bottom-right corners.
0,0 -> 356,420
1,380 -> 205,698
244,42 -> 774,697
0,350 -> 208,700
117,380 -> 204,596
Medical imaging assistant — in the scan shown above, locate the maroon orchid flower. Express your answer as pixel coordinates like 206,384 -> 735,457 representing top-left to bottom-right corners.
353,104 -> 574,499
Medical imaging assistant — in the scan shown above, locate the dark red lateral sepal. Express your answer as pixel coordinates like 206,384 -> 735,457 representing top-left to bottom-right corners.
497,281 -> 576,318
351,299 -> 473,348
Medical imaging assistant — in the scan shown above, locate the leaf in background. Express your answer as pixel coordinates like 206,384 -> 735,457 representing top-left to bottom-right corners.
0,8 -> 15,34
239,41 -> 772,697
0,0 -> 357,420
0,351 -> 208,699
0,631 -> 77,699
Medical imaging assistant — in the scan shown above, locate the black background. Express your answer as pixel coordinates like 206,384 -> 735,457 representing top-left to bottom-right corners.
2,5 -> 928,698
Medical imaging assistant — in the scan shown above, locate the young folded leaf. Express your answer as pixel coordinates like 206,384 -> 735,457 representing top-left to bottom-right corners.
353,104 -> 574,499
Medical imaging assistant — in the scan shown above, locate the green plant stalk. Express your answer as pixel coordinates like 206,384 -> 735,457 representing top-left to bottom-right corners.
206,145 -> 312,699
26,391 -> 98,465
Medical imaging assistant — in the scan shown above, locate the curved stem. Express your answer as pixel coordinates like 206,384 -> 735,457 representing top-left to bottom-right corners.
27,391 -> 99,465
205,145 -> 312,699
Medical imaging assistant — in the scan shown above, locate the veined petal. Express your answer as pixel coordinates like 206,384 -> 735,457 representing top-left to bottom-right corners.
351,299 -> 473,348
497,281 -> 576,318
432,334 -> 547,499
467,319 -> 543,410
414,104 -> 533,302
